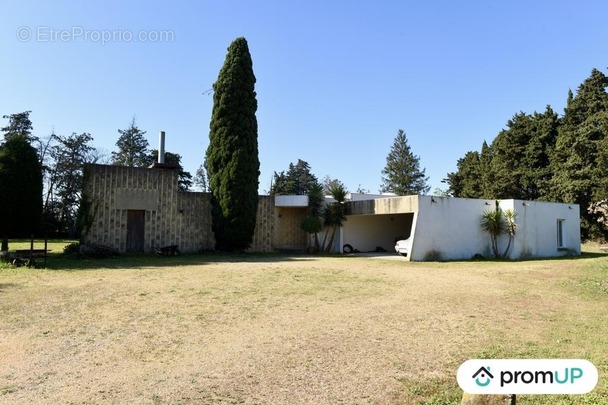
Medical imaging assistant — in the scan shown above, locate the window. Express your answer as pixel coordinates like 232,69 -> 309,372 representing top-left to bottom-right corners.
557,219 -> 565,248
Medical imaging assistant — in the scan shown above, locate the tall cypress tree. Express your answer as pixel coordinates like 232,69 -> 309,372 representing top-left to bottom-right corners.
380,129 -> 429,195
206,37 -> 260,251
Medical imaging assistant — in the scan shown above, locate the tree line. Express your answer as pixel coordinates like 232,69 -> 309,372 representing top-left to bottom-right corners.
443,68 -> 608,240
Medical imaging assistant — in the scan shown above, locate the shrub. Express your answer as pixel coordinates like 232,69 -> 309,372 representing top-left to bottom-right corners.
63,242 -> 80,256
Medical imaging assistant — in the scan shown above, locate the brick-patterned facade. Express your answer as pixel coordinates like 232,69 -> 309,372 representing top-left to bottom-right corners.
82,164 -> 299,253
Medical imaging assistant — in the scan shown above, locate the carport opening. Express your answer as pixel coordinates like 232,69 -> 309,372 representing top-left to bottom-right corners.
342,212 -> 414,253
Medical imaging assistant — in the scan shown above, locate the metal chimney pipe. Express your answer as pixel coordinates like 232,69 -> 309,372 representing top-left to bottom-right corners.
158,131 -> 165,164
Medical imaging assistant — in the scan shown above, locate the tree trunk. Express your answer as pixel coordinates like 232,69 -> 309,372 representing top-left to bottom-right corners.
1,237 -> 8,251
501,235 -> 513,258
324,226 -> 337,253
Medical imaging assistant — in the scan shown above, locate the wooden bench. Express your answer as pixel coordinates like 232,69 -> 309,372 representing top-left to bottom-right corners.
13,249 -> 50,267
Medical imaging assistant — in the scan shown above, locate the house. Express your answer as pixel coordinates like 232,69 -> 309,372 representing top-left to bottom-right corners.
82,162 -> 580,260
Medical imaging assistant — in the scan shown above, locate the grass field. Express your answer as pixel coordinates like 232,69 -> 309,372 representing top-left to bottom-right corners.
0,241 -> 607,404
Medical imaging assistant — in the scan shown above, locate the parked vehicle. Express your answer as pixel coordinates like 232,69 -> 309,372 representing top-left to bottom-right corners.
394,239 -> 409,256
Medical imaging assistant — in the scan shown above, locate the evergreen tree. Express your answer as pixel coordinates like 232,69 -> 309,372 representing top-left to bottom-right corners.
1,111 -> 35,142
322,175 -> 347,195
0,134 -> 43,250
49,132 -> 96,236
550,69 -> 608,239
488,107 -> 558,200
194,163 -> 209,192
380,129 -> 429,195
444,151 -> 483,198
271,159 -> 318,195
111,117 -> 150,167
143,149 -> 193,191
478,141 -> 494,199
206,37 -> 260,251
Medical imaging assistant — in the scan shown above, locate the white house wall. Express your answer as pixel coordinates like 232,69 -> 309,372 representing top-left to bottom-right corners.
410,196 -> 581,261
411,196 -> 495,261
498,200 -> 581,259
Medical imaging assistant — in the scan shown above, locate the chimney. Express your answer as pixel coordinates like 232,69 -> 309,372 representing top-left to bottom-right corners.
149,130 -> 176,169
158,131 -> 166,164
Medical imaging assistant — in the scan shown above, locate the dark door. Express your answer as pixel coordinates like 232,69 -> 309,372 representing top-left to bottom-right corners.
126,210 -> 145,252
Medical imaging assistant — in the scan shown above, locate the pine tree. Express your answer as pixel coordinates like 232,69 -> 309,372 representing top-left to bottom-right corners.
478,141 -> 495,199
111,117 -> 150,167
488,107 -> 558,200
206,37 -> 260,251
143,149 -> 193,191
550,69 -> 608,239
1,111 -> 35,142
444,151 -> 483,198
194,163 -> 208,192
271,159 -> 318,195
50,132 -> 96,236
380,129 -> 429,195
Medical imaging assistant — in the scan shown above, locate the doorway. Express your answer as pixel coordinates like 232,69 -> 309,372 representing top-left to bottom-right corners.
126,210 -> 145,252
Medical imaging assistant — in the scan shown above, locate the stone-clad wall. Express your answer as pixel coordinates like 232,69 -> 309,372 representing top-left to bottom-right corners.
83,164 -> 278,253
247,196 -> 276,253
274,207 -> 307,247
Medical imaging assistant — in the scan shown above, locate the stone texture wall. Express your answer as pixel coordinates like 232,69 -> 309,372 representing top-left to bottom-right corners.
246,196 -> 276,253
274,207 -> 308,248
83,164 -> 279,253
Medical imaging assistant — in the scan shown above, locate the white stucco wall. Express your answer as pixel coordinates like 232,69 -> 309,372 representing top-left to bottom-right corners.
410,196 -> 581,261
498,200 -> 581,259
410,196 -> 495,261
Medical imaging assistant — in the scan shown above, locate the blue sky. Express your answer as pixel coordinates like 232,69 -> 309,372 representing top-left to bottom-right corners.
2,1 -> 607,194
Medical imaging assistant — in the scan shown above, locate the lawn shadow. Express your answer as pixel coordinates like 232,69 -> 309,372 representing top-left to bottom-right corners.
43,251 -> 318,271
0,283 -> 20,292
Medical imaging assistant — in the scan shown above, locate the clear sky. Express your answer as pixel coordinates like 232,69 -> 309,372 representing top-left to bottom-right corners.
2,1 -> 607,194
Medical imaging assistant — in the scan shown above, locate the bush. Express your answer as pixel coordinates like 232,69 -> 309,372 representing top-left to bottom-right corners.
63,243 -> 119,259
63,242 -> 81,256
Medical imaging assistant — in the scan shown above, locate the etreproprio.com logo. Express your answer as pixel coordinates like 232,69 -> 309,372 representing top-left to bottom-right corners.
457,359 -> 598,395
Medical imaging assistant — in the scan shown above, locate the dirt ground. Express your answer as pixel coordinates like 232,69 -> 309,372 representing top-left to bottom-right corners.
1,254 -> 607,404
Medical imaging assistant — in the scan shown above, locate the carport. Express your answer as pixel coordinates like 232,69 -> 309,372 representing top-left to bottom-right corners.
339,195 -> 419,255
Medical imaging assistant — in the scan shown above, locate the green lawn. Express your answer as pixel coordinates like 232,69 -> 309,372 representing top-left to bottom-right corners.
0,242 -> 607,404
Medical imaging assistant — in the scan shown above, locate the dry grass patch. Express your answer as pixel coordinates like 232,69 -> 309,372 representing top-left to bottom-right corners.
0,249 -> 607,404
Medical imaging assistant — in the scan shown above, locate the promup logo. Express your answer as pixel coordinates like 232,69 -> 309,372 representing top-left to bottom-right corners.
472,366 -> 494,387
457,359 -> 598,394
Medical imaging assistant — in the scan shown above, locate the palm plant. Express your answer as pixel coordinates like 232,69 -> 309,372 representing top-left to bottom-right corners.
301,182 -> 324,252
480,201 -> 517,258
501,209 -> 518,257
322,184 -> 349,252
